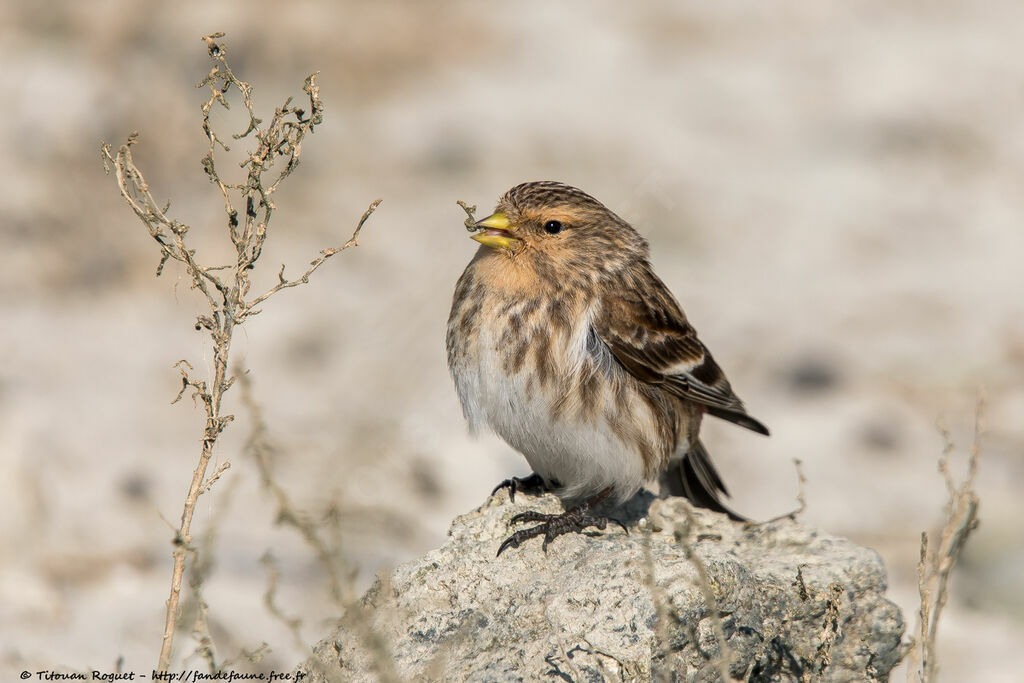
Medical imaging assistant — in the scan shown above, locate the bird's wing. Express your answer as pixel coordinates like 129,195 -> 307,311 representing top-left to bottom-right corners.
594,266 -> 769,436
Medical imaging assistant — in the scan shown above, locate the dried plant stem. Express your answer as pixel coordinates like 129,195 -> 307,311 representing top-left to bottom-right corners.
761,458 -> 808,524
161,320 -> 236,672
238,370 -> 354,605
261,552 -> 305,651
908,393 -> 983,683
237,371 -> 401,681
101,33 -> 378,671
639,524 -> 680,681
456,199 -> 478,231
675,507 -> 735,682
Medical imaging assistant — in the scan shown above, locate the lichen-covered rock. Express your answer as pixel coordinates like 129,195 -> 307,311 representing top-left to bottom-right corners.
300,492 -> 905,681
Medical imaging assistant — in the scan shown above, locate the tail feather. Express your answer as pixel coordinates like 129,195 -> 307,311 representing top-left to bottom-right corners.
706,407 -> 770,436
658,440 -> 749,522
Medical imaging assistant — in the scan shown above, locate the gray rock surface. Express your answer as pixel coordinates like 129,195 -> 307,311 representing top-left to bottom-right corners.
301,492 -> 906,681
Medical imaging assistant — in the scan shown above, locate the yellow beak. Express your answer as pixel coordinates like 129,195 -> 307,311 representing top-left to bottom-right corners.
470,212 -> 521,251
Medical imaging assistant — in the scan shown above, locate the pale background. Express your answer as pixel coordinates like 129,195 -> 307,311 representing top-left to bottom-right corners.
1,1 -> 1022,680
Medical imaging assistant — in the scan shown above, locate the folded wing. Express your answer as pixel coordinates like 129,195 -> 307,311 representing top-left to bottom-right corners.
594,264 -> 769,436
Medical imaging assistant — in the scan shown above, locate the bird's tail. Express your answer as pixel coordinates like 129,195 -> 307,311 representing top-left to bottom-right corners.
658,440 -> 749,522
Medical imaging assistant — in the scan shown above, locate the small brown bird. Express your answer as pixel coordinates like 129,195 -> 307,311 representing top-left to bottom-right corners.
446,181 -> 768,555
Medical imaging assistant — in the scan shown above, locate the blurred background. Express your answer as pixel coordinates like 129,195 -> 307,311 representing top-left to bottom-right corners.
1,1 -> 1022,679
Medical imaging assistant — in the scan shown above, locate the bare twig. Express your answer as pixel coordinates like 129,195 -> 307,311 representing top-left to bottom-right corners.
639,522 -> 684,682
240,198 -> 380,319
100,32 -> 377,671
456,199 -> 479,231
675,506 -> 735,682
198,461 -> 232,495
184,454 -> 246,672
188,545 -> 217,672
220,643 -> 270,671
762,458 -> 808,524
238,370 -> 397,682
238,370 -> 354,605
908,393 -> 984,683
261,552 -> 305,651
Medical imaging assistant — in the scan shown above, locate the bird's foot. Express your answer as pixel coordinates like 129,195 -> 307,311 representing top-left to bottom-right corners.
496,497 -> 627,556
491,472 -> 547,503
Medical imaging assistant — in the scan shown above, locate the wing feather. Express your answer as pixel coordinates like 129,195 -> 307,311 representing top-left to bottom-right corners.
594,264 -> 769,436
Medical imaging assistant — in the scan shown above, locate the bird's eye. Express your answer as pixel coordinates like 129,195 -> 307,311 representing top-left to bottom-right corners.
543,220 -> 563,234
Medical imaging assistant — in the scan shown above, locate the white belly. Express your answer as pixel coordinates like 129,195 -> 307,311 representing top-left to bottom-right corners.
454,316 -> 649,503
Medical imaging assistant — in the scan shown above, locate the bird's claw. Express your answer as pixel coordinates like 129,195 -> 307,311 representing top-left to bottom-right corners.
496,504 -> 628,556
509,510 -> 554,525
491,472 -> 546,503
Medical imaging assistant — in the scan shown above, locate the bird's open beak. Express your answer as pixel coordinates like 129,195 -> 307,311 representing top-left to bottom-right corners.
471,212 -> 522,251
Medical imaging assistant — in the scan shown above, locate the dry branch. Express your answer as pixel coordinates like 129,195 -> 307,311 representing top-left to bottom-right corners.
675,506 -> 735,682
907,394 -> 983,683
238,370 -> 355,606
456,199 -> 478,231
763,458 -> 808,524
100,32 -> 379,671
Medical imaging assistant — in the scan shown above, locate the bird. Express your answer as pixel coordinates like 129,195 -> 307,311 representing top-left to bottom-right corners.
446,181 -> 768,555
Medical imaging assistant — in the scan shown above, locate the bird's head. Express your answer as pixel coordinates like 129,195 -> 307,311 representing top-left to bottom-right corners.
469,181 -> 648,283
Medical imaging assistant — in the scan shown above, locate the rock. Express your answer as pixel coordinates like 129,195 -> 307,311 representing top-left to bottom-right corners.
300,492 -> 906,681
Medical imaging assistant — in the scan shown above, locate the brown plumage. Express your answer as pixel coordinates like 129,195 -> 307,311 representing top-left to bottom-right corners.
446,181 -> 767,550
